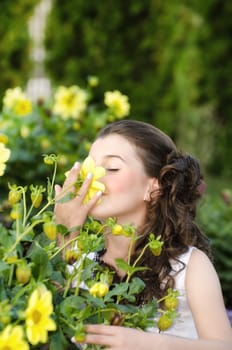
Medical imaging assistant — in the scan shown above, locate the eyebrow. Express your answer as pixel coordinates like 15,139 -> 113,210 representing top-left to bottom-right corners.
103,154 -> 125,162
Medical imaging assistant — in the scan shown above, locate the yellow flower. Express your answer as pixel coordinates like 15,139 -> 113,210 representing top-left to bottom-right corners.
112,224 -> 124,236
5,255 -> 19,264
0,325 -> 29,350
53,85 -> 87,120
3,87 -> 32,116
25,286 -> 57,345
0,142 -> 11,176
104,90 -> 130,118
79,156 -> 105,204
0,134 -> 8,144
89,282 -> 109,298
13,99 -> 32,116
3,87 -> 25,109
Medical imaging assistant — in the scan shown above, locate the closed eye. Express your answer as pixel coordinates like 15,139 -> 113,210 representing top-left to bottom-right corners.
106,168 -> 119,172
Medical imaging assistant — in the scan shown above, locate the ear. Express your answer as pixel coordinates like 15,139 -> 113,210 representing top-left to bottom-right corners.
143,178 -> 159,201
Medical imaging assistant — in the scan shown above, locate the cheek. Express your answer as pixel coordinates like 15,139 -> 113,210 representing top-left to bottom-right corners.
105,171 -> 147,195
106,174 -> 130,194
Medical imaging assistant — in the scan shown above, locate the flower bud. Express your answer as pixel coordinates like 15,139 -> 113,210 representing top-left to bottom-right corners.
89,282 -> 109,298
16,265 -> 31,284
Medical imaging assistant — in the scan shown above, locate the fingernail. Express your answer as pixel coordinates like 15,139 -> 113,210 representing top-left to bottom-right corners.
73,162 -> 79,170
87,172 -> 92,179
97,190 -> 102,196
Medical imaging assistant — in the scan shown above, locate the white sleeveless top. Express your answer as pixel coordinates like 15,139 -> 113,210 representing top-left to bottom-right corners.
148,246 -> 198,339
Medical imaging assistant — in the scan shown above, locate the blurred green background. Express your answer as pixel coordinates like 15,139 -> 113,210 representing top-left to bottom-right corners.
0,0 -> 231,309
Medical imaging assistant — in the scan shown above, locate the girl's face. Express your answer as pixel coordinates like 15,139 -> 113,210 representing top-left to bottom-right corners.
89,134 -> 155,226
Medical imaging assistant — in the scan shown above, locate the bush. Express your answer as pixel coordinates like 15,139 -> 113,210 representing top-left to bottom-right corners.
0,154 -> 178,349
0,80 -> 130,202
0,0 -> 39,103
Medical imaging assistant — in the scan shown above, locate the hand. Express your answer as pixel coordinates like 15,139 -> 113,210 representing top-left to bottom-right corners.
54,162 -> 102,244
79,324 -> 154,350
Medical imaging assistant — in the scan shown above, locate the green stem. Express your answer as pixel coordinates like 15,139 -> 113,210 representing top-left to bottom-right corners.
59,316 -> 76,331
63,273 -> 75,298
116,240 -> 150,304
11,283 -> 31,304
132,242 -> 150,270
48,160 -> 57,200
8,264 -> 14,287
21,186 -> 27,227
74,257 -> 84,296
124,242 -> 150,286
49,235 -> 79,260
34,198 -> 55,218
4,219 -> 44,259
15,215 -> 20,240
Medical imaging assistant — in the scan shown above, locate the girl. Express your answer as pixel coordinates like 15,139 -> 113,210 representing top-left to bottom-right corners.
55,120 -> 232,350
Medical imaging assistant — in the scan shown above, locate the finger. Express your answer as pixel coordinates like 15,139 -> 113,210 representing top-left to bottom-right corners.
85,324 -> 118,336
84,190 -> 103,210
63,162 -> 80,192
55,184 -> 62,196
56,163 -> 80,200
76,172 -> 93,200
84,333 -> 113,347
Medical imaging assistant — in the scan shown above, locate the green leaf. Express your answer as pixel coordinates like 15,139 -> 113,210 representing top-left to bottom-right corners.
128,277 -> 145,295
115,258 -> 133,274
49,328 -> 71,350
27,241 -> 52,279
0,261 -> 11,275
59,295 -> 86,317
104,282 -> 129,302
0,225 -> 15,251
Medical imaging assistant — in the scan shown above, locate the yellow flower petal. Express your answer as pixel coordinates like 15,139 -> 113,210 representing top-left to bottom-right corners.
91,181 -> 105,192
93,166 -> 106,180
80,156 -> 95,178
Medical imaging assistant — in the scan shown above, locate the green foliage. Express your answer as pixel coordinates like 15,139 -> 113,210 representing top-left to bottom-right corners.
197,188 -> 232,308
44,0 -> 232,176
45,0 -> 202,127
0,0 -> 39,103
0,159 -> 174,348
202,0 -> 232,177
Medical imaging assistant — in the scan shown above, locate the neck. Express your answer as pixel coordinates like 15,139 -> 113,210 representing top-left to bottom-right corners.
101,234 -> 132,276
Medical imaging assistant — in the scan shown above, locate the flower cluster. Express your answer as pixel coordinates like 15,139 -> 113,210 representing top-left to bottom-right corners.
0,81 -> 131,200
3,87 -> 32,116
0,155 -> 179,349
104,90 -> 130,118
52,85 -> 88,120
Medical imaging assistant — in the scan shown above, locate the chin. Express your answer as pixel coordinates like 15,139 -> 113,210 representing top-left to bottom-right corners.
90,207 -> 115,222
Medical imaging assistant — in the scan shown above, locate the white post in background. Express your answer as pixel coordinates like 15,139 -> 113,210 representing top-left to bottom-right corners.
26,0 -> 53,101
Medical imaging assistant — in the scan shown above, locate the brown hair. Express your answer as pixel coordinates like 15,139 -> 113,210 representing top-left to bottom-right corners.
97,119 -> 211,302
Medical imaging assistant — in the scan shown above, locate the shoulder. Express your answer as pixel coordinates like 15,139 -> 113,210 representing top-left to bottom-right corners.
185,248 -> 232,339
186,248 -> 222,304
186,248 -> 218,288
